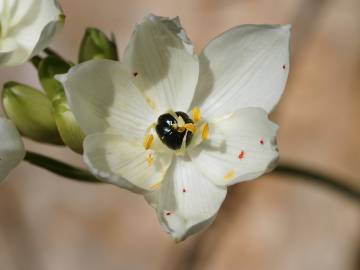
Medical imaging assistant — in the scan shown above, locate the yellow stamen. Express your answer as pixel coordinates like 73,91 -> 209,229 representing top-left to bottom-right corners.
146,153 -> 154,166
184,123 -> 196,133
201,123 -> 209,140
143,134 -> 154,150
192,107 -> 201,122
224,170 -> 236,181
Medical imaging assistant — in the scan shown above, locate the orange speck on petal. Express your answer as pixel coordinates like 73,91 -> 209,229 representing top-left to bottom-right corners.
238,150 -> 245,159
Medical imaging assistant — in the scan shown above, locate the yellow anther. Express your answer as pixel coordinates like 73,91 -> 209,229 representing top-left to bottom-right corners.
201,123 -> 209,140
184,123 -> 196,133
146,153 -> 154,166
192,107 -> 201,122
143,134 -> 154,150
224,170 -> 236,181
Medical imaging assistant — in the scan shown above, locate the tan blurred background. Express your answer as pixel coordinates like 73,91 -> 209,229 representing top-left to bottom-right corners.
0,0 -> 360,269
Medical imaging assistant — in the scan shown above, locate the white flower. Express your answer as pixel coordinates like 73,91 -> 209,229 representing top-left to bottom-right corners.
0,0 -> 64,66
61,14 -> 290,241
0,117 -> 25,181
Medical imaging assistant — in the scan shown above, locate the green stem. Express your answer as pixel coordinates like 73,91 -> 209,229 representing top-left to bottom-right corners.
44,47 -> 64,60
23,151 -> 360,202
29,55 -> 42,69
24,151 -> 100,183
275,164 -> 360,202
43,47 -> 75,66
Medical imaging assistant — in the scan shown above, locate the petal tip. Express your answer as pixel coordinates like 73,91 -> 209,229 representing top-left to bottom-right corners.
54,73 -> 67,84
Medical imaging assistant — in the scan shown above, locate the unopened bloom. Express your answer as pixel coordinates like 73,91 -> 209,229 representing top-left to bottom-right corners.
0,117 -> 25,181
61,14 -> 290,241
2,81 -> 63,144
0,0 -> 64,66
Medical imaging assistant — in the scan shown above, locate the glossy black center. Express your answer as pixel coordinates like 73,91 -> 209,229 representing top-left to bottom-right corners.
155,111 -> 194,150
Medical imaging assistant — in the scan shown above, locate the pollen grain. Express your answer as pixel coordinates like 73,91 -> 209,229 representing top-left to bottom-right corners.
224,170 -> 236,181
151,182 -> 161,190
146,153 -> 154,166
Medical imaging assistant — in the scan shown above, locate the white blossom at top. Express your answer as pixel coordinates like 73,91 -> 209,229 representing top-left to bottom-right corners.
0,117 -> 25,181
0,0 -> 64,66
60,14 -> 290,241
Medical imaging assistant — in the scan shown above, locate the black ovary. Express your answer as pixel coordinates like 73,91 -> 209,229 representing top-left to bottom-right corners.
155,111 -> 194,150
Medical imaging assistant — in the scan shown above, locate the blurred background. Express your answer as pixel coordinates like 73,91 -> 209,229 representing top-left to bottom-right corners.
0,0 -> 359,269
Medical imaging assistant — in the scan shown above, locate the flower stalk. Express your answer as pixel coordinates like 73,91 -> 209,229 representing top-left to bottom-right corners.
24,151 -> 99,183
22,150 -> 360,202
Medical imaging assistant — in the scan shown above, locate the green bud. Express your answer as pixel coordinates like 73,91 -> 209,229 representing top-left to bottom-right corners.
38,55 -> 71,100
2,82 -> 63,145
78,27 -> 118,63
52,93 -> 85,153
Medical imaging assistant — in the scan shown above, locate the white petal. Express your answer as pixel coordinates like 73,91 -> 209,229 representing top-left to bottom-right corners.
84,133 -> 173,192
189,108 -> 278,186
0,0 -> 63,66
62,59 -> 156,139
123,14 -> 199,114
192,24 -> 290,119
0,117 -> 25,181
145,157 -> 226,241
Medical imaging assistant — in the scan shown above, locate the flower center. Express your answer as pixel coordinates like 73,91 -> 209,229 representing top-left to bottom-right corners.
155,111 -> 195,150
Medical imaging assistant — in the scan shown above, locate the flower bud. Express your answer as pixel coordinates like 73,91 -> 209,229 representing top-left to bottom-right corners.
38,55 -> 71,100
2,82 -> 63,145
78,27 -> 118,63
52,93 -> 85,153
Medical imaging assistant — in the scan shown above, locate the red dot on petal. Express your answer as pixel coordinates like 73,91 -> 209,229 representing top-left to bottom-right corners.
260,139 -> 264,145
165,212 -> 171,216
182,188 -> 187,193
238,150 -> 245,159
